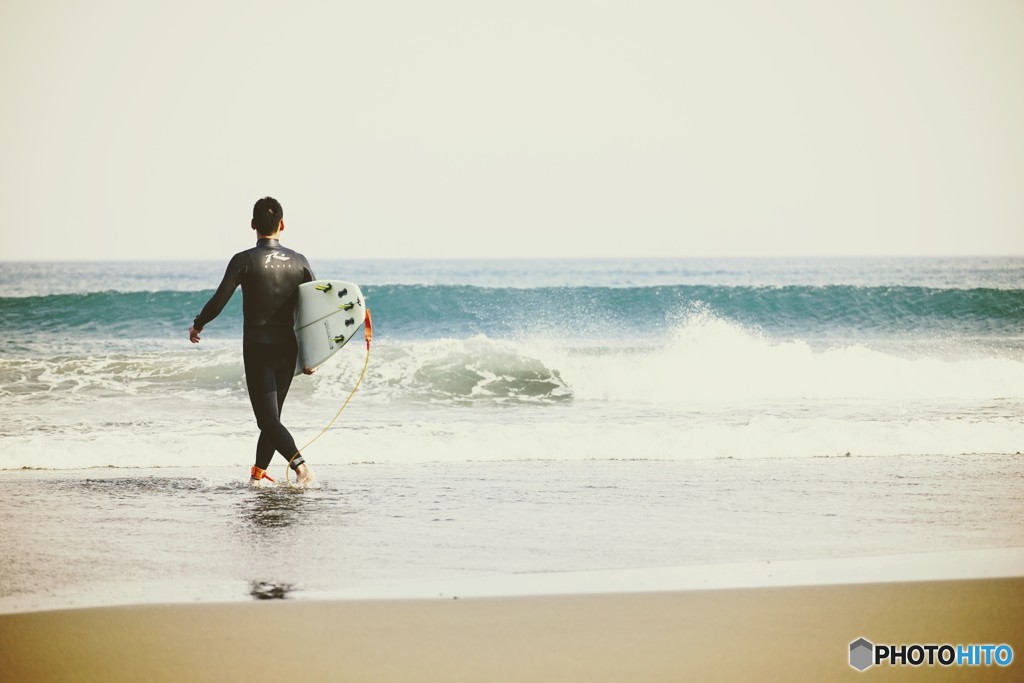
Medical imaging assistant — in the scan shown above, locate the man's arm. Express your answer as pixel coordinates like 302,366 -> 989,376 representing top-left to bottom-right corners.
298,253 -> 317,368
303,254 -> 315,283
189,254 -> 245,343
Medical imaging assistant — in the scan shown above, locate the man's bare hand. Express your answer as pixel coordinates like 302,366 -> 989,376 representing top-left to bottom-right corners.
303,366 -> 317,375
189,325 -> 202,344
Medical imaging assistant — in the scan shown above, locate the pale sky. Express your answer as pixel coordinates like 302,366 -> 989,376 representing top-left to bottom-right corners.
2,0 -> 1022,261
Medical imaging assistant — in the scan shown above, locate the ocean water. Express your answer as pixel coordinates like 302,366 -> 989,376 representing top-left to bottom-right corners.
1,257 -> 1022,612
2,257 -> 1023,468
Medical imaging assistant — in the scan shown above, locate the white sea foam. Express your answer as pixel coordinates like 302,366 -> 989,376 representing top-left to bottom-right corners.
3,310 -> 1022,470
544,311 -> 1024,406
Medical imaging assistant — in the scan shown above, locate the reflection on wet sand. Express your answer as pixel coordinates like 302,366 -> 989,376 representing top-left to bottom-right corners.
237,486 -> 314,531
249,580 -> 294,600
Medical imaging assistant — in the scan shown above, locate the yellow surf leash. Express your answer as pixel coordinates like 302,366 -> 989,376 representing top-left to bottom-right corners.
284,308 -> 373,488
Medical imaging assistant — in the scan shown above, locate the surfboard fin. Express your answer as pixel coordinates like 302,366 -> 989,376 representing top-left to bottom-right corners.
314,283 -> 333,293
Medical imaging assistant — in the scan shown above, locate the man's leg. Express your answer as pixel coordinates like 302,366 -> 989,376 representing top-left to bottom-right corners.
244,343 -> 302,476
270,347 -> 314,485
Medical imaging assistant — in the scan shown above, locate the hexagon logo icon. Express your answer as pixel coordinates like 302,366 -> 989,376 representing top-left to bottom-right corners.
850,637 -> 874,671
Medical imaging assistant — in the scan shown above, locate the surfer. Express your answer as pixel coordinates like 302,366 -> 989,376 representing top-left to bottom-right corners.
189,197 -> 316,486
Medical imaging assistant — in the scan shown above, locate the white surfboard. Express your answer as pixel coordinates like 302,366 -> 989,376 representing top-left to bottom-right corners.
294,280 -> 367,375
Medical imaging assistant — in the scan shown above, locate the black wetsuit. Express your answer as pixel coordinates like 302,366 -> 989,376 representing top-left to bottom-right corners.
194,238 -> 315,471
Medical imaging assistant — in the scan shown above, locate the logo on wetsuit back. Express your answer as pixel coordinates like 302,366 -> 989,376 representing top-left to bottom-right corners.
264,253 -> 291,268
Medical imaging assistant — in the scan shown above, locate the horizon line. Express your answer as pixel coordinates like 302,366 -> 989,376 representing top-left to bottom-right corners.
2,254 -> 1023,264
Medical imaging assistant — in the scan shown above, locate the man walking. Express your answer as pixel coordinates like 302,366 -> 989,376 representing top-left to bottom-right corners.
189,197 -> 316,486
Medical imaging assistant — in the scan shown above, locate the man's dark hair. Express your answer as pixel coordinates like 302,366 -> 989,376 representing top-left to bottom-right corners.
252,197 -> 284,236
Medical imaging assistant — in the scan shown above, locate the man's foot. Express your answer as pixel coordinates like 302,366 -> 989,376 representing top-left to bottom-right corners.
247,476 -> 266,488
294,462 -> 315,487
